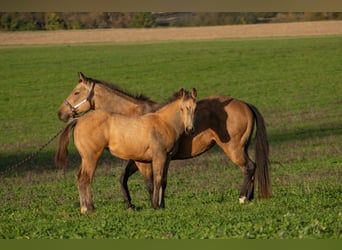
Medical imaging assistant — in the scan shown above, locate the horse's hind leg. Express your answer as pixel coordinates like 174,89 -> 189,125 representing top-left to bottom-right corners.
120,161 -> 154,209
219,141 -> 255,203
239,157 -> 256,203
77,158 -> 98,213
120,160 -> 139,209
135,162 -> 154,206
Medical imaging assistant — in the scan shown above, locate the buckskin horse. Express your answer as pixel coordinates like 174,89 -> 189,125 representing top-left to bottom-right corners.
55,88 -> 197,212
57,72 -> 271,208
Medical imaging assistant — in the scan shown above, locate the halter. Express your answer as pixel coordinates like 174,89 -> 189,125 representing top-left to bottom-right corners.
64,82 -> 95,117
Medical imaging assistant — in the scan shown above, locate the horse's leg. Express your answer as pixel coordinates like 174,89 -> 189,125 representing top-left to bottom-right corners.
135,162 -> 154,206
160,156 -> 171,208
77,158 -> 98,213
238,156 -> 256,203
120,160 -> 139,209
218,101 -> 256,203
218,140 -> 255,204
151,154 -> 167,209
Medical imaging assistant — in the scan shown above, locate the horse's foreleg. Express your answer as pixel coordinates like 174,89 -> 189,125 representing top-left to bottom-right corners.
151,155 -> 168,209
77,160 -> 97,213
160,156 -> 171,208
120,160 -> 138,209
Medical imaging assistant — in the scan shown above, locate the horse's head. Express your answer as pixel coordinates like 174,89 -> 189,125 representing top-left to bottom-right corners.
58,72 -> 95,122
179,88 -> 197,135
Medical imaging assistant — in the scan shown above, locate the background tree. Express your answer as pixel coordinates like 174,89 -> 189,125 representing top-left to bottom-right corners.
0,12 -> 341,31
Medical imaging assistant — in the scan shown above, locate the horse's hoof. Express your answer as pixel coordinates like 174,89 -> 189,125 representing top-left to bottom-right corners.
239,196 -> 247,204
80,206 -> 88,214
127,204 -> 136,210
80,207 -> 95,214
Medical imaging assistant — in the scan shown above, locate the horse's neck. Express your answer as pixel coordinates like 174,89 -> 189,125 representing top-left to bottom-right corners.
93,84 -> 156,115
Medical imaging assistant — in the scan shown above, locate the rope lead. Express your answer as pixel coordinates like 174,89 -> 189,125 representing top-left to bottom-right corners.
0,126 -> 65,176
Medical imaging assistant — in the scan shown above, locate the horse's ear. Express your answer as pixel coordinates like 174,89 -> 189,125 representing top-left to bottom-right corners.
192,88 -> 197,98
78,72 -> 86,83
179,88 -> 185,98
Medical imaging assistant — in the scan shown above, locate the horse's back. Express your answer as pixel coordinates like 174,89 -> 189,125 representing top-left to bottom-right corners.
75,110 -> 111,131
198,95 -> 250,112
196,95 -> 252,130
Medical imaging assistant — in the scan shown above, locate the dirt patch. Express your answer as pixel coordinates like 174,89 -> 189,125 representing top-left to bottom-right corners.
1,20 -> 342,46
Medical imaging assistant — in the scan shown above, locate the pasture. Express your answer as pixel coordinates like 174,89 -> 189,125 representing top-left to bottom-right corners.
0,35 -> 341,239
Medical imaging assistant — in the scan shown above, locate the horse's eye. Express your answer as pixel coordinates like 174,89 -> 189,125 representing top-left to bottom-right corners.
74,91 -> 80,96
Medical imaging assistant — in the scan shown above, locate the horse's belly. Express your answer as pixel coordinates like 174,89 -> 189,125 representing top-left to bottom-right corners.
174,130 -> 215,159
108,142 -> 152,162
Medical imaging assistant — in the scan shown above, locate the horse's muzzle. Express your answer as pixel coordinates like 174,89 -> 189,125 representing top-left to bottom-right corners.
185,126 -> 195,135
58,111 -> 70,122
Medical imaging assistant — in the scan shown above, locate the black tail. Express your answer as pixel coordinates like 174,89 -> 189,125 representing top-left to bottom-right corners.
247,103 -> 271,199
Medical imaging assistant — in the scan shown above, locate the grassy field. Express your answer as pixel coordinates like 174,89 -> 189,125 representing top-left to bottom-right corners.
0,36 -> 341,239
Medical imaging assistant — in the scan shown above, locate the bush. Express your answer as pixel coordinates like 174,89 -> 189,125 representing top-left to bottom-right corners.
129,12 -> 156,28
0,13 -> 44,31
45,13 -> 61,30
1,12 -> 342,31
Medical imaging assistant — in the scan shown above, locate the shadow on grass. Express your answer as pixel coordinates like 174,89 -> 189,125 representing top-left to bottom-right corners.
0,149 -> 123,177
268,122 -> 342,145
1,122 -> 341,176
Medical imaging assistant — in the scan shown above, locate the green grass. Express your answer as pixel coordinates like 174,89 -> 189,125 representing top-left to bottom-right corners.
0,36 -> 341,239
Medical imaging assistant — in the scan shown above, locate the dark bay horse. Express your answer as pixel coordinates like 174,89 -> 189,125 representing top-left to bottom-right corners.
55,88 -> 197,212
57,72 -> 271,208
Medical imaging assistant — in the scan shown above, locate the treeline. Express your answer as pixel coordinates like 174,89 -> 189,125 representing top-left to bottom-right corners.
1,12 -> 342,31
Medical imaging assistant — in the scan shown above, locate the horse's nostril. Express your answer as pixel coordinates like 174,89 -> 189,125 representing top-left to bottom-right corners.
58,111 -> 70,122
186,127 -> 195,135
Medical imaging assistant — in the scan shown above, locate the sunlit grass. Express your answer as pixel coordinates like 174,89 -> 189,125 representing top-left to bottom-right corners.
0,36 -> 341,238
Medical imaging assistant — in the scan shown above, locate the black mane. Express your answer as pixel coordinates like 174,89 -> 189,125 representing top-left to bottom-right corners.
85,76 -> 152,101
152,89 -> 193,112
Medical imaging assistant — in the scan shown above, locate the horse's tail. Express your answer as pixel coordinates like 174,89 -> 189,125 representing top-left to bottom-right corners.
54,119 -> 78,168
247,103 -> 272,199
